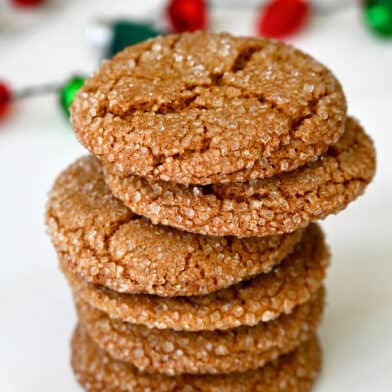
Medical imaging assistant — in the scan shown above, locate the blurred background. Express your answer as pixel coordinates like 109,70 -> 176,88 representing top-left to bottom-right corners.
0,0 -> 391,391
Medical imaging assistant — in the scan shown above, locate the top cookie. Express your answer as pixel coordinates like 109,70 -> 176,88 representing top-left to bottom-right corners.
71,31 -> 347,185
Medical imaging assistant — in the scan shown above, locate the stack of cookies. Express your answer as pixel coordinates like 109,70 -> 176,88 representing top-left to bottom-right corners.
46,32 -> 376,391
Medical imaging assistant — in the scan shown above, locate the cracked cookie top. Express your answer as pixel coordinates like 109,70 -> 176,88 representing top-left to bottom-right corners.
71,31 -> 347,185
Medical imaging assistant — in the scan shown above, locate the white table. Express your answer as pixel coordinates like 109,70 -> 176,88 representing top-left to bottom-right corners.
0,1 -> 391,391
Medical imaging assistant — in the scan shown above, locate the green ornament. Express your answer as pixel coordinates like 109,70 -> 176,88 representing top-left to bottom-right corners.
107,20 -> 161,58
364,0 -> 392,37
59,75 -> 86,117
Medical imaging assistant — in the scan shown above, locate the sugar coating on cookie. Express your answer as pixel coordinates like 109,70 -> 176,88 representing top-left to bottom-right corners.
63,224 -> 329,331
104,117 -> 375,237
72,325 -> 321,392
76,288 -> 324,375
71,31 -> 347,185
46,156 -> 303,297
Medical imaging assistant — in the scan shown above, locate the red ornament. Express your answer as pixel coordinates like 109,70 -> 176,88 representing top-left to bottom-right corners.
0,82 -> 12,121
12,0 -> 45,7
257,0 -> 310,39
167,0 -> 208,33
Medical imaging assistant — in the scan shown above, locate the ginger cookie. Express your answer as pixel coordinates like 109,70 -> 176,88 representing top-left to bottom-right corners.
46,156 -> 303,297
72,324 -> 321,392
63,224 -> 329,331
76,288 -> 324,375
71,31 -> 347,185
104,117 -> 375,237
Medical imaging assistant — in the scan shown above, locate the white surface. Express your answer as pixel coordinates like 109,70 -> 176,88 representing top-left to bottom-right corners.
0,1 -> 391,391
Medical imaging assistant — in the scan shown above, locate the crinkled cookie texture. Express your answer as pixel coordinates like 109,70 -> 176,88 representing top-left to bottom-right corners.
63,224 -> 329,331
71,31 -> 347,185
76,288 -> 324,375
46,156 -> 303,297
105,117 -> 375,237
72,325 -> 321,392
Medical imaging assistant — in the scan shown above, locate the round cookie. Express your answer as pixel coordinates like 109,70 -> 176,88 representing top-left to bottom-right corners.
76,288 -> 324,375
104,117 -> 376,237
46,156 -> 303,297
71,31 -> 347,185
72,325 -> 321,392
63,224 -> 329,331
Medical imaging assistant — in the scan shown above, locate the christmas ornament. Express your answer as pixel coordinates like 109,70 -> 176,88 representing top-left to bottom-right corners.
257,0 -> 310,38
0,82 -> 12,121
3,0 -> 390,126
107,21 -> 161,58
87,20 -> 162,59
364,0 -> 392,37
167,0 -> 208,33
59,75 -> 86,117
0,76 -> 86,123
12,0 -> 45,7
89,0 -> 359,59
